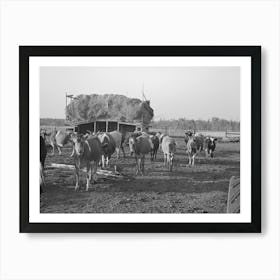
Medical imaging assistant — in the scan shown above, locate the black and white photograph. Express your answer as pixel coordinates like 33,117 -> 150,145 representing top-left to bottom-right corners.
40,66 -> 241,214
3,1 -> 280,279
20,46 -> 261,232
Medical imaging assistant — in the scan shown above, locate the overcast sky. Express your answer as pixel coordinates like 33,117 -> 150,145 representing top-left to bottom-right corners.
40,66 -> 240,121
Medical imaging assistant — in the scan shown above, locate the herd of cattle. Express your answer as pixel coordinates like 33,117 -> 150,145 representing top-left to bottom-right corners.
40,128 -> 218,192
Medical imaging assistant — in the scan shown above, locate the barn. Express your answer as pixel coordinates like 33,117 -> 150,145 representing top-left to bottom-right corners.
75,119 -> 141,134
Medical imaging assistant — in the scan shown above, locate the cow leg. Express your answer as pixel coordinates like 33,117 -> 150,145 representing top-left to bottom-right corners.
137,157 -> 141,175
74,158 -> 80,191
121,146 -> 126,158
210,150 -> 214,158
86,162 -> 91,191
205,149 -> 208,158
101,155 -> 105,169
142,155 -> 145,175
106,156 -> 109,167
70,146 -> 75,157
57,146 -> 62,156
92,162 -> 98,184
192,155 -> 195,166
188,155 -> 192,166
135,156 -> 139,175
51,144 -> 55,156
116,147 -> 120,159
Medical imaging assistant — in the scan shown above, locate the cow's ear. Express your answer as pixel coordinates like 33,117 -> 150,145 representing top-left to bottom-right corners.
214,138 -> 218,142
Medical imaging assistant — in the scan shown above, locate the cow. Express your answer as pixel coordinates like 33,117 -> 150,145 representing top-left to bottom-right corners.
97,132 -> 116,168
49,129 -> 72,156
128,132 -> 153,175
109,130 -> 126,159
205,137 -> 217,158
186,134 -> 197,166
71,133 -> 103,191
194,133 -> 205,152
161,135 -> 176,171
40,135 -> 47,193
185,131 -> 204,153
150,135 -> 159,161
39,163 -> 45,193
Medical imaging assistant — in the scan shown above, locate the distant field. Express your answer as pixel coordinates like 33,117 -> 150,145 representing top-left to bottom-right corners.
40,135 -> 240,214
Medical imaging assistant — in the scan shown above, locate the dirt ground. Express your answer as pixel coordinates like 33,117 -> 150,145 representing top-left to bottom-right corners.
40,137 -> 240,213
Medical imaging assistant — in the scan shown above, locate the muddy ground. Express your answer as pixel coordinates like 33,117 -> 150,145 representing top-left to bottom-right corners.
40,138 -> 240,213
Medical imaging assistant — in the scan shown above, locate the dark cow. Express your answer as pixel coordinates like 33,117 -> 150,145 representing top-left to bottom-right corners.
150,135 -> 159,161
71,133 -> 103,191
40,136 -> 47,193
129,132 -> 153,175
204,137 -> 217,158
40,136 -> 47,167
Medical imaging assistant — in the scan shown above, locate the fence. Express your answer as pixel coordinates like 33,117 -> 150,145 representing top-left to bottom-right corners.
225,130 -> 240,138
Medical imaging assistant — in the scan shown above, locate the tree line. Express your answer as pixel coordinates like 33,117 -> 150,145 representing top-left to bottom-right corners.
151,117 -> 240,132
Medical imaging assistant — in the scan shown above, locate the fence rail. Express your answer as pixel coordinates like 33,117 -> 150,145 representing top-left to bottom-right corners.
225,130 -> 240,138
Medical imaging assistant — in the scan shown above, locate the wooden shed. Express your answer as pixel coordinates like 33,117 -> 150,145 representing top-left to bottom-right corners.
75,120 -> 141,134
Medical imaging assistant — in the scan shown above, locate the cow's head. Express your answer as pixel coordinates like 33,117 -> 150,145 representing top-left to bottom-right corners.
71,133 -> 85,157
209,137 -> 217,145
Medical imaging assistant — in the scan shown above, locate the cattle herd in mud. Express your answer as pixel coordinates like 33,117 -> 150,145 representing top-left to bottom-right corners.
40,128 -> 218,192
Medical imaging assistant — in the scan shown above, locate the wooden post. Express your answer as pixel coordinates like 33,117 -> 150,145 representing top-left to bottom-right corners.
117,122 -> 120,132
93,122 -> 96,133
105,121 -> 108,132
227,176 -> 240,213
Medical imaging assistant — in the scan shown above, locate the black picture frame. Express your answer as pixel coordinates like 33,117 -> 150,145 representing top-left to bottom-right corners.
20,46 -> 261,233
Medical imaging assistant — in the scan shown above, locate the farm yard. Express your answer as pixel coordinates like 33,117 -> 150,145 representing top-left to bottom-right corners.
40,133 -> 240,214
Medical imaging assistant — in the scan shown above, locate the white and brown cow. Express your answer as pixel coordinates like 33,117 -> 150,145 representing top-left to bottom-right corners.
71,133 -> 103,191
186,134 -> 198,166
49,129 -> 72,156
184,131 -> 205,166
161,135 -> 176,172
97,132 -> 116,168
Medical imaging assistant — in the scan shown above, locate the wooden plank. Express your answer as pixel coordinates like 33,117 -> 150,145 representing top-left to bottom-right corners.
227,176 -> 240,213
49,163 -> 123,178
